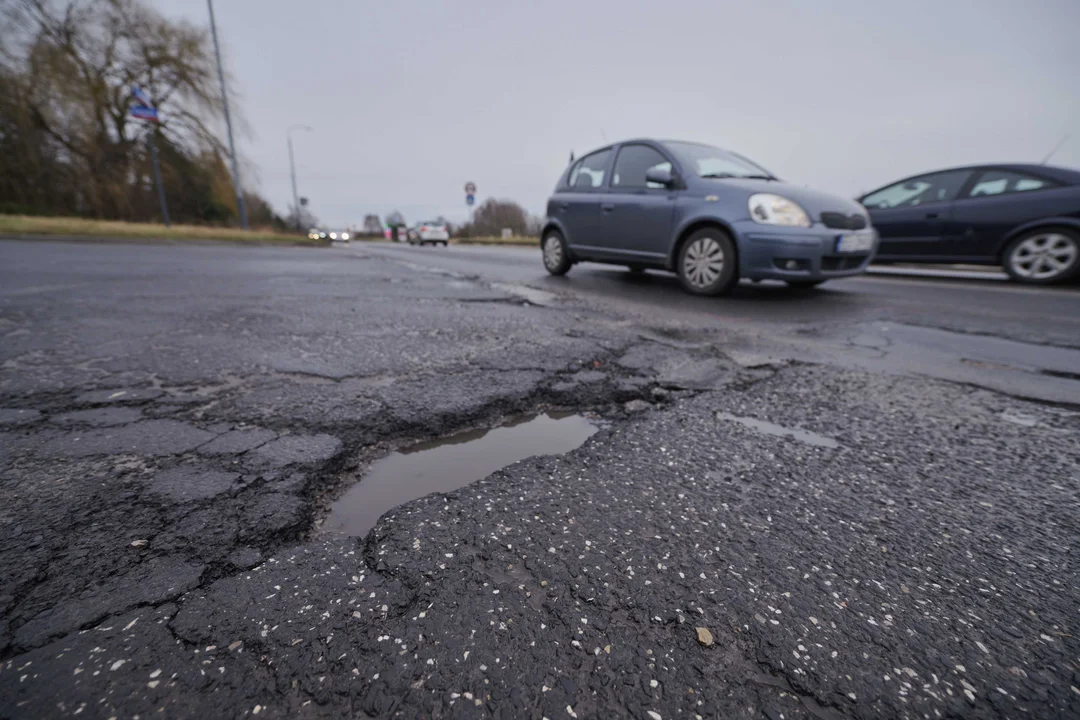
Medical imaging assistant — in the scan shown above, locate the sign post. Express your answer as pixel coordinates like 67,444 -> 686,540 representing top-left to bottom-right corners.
464,181 -> 477,229
129,88 -> 170,227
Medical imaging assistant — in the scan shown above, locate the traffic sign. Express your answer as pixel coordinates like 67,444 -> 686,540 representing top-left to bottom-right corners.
129,105 -> 159,122
464,182 -> 476,194
466,194 -> 475,206
131,85 -> 154,108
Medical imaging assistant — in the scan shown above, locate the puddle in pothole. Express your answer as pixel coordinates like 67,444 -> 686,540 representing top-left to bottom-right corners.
715,412 -> 840,448
322,412 -> 599,536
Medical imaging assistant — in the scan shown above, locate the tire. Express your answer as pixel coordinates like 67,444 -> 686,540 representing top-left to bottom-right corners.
676,228 -> 737,296
542,230 -> 572,276
440,241 -> 449,247
786,280 -> 825,289
1002,228 -> 1080,284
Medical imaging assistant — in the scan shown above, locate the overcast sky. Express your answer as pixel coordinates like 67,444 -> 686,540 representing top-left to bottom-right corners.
156,0 -> 1080,228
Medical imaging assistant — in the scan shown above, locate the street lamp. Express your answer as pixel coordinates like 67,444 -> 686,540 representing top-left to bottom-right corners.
287,124 -> 313,231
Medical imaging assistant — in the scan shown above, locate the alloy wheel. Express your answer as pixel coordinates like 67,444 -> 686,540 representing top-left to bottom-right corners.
1009,233 -> 1078,281
682,236 -> 725,289
543,235 -> 564,270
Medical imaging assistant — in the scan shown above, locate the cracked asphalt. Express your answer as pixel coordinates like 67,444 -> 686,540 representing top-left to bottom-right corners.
1,239 -> 1078,719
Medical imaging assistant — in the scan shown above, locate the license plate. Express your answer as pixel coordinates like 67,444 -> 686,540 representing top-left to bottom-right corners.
836,232 -> 874,253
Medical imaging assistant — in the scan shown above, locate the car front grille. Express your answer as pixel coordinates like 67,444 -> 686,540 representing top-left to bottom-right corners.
821,212 -> 867,230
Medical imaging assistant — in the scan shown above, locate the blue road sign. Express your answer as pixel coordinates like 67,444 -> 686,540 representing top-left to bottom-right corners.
131,85 -> 154,108
129,105 -> 159,122
466,194 -> 475,206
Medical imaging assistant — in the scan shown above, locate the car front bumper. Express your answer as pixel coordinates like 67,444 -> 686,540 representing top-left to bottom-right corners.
735,222 -> 878,281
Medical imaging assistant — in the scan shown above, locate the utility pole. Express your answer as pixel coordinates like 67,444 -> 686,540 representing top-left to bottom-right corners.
147,130 -> 171,227
207,0 -> 248,229
287,125 -> 313,231
1040,135 -> 1070,165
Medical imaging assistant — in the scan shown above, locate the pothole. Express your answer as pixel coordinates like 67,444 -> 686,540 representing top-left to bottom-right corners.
322,412 -> 600,536
490,283 -> 558,306
715,411 -> 840,448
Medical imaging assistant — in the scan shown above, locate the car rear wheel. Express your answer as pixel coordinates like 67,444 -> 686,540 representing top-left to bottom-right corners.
676,228 -> 737,296
1003,229 -> 1080,284
542,231 -> 572,276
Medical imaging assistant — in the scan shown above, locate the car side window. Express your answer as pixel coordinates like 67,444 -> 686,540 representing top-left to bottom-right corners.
964,170 -> 1059,199
862,170 -> 972,209
567,149 -> 612,190
612,145 -> 672,189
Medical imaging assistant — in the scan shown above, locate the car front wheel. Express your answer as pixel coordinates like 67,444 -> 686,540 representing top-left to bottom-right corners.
542,231 -> 572,276
1003,229 -> 1080,284
676,228 -> 737,295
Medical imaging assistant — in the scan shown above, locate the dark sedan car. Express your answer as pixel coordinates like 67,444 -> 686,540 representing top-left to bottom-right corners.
860,164 -> 1080,284
541,139 -> 877,295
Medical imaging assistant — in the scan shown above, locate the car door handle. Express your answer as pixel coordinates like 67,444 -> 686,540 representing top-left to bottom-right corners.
600,203 -> 615,213
557,202 -> 569,212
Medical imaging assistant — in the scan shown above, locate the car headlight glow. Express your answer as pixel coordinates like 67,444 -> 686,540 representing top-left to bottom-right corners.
748,193 -> 811,228
341,232 -> 350,240
329,232 -> 337,239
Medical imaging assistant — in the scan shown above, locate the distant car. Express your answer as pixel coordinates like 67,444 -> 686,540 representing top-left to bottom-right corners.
541,139 -> 877,295
408,221 -> 450,246
860,164 -> 1080,284
307,229 -> 351,242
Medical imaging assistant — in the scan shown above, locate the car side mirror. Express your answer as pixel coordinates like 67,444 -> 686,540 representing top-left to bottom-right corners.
645,167 -> 674,187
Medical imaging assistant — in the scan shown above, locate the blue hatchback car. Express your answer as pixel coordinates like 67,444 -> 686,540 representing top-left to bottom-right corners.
541,139 -> 877,295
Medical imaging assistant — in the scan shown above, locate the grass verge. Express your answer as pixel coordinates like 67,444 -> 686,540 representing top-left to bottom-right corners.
0,215 -> 328,246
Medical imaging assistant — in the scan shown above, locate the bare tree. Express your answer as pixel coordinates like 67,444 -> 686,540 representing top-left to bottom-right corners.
284,203 -> 317,230
526,214 -> 544,237
0,0 -> 270,224
361,213 -> 382,234
469,198 -> 528,237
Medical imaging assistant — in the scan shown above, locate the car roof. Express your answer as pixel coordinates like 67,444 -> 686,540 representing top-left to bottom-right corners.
894,163 -> 1080,184
578,138 -> 721,151
569,139 -> 726,165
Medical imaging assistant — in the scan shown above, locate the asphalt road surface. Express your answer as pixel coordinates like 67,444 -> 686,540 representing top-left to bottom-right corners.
1,239 -> 1077,719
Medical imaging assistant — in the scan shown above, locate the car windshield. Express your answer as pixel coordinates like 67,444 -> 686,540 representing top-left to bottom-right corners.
663,141 -> 775,180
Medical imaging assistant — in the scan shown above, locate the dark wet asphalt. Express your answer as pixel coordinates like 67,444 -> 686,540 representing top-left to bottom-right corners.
360,243 -> 1080,404
1,239 -> 1078,719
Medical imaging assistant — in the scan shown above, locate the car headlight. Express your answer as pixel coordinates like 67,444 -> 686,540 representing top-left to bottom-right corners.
329,232 -> 337,239
341,232 -> 350,240
748,193 -> 811,228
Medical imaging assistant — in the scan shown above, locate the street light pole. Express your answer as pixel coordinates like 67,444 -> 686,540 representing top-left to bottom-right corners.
207,0 -> 248,230
287,125 -> 313,231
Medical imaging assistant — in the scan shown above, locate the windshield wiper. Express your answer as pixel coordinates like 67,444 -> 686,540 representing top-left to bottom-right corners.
740,174 -> 777,181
